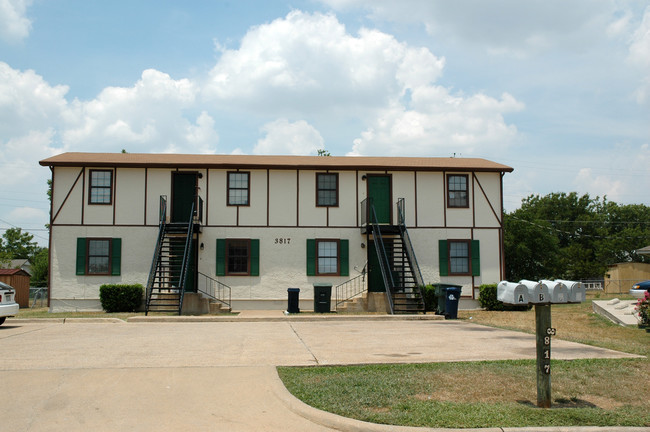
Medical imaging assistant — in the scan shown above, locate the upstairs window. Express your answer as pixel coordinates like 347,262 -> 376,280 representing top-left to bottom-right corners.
227,172 -> 250,206
447,174 -> 468,208
316,173 -> 338,207
89,170 -> 113,204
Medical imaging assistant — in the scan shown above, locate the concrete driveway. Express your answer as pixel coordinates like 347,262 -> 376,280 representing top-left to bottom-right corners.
0,315 -> 642,432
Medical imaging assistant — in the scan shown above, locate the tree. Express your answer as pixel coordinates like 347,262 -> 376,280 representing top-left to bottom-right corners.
504,193 -> 650,281
317,149 -> 331,156
29,248 -> 49,287
0,228 -> 39,259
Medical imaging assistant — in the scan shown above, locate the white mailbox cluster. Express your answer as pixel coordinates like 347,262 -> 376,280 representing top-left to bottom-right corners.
497,279 -> 585,305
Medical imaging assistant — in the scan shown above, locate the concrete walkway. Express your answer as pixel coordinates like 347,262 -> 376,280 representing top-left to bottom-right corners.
1,314 -> 645,432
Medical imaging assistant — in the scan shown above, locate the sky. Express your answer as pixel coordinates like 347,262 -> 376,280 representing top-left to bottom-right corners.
1,0 -> 649,247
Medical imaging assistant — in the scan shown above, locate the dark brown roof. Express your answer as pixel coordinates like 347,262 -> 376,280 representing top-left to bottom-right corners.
40,152 -> 513,173
0,269 -> 30,276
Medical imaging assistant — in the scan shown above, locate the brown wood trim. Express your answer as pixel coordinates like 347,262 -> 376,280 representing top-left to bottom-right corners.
296,170 -> 300,227
52,168 -> 84,224
266,169 -> 270,227
112,168 -> 117,226
81,168 -> 85,224
414,171 -> 418,228
143,168 -> 148,225
473,173 -> 501,225
442,170 -> 447,227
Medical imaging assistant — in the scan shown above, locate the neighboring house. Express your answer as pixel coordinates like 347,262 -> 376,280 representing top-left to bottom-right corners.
40,152 -> 513,313
605,262 -> 650,294
3,259 -> 32,276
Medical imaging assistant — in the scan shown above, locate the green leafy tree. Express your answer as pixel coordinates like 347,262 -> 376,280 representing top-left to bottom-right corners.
30,248 -> 49,287
0,228 -> 39,259
505,193 -> 650,281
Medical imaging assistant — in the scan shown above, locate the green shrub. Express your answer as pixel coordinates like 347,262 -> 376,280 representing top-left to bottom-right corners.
99,284 -> 143,313
422,284 -> 438,312
478,284 -> 502,310
478,283 -> 530,311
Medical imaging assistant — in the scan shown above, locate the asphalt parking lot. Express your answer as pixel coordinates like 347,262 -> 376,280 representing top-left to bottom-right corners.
0,317 -> 642,432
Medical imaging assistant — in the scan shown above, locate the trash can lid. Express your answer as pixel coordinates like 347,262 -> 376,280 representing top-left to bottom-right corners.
287,288 -> 300,292
313,283 -> 332,288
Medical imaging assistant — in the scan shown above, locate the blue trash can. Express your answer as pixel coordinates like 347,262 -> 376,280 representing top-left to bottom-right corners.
287,288 -> 300,313
444,287 -> 462,319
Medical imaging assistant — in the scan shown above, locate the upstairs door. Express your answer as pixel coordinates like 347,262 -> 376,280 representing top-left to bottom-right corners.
171,172 -> 197,223
367,175 -> 392,224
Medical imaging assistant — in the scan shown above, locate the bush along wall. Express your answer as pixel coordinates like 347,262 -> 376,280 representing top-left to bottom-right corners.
422,284 -> 438,312
99,284 -> 144,313
478,283 -> 531,311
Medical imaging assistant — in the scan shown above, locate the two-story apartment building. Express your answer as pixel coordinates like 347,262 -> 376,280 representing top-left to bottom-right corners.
40,152 -> 513,313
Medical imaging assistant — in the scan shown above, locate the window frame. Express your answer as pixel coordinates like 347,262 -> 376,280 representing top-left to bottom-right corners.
315,239 -> 340,275
227,171 -> 250,206
76,237 -> 121,276
88,169 -> 113,205
446,174 -> 469,208
316,173 -> 339,207
447,239 -> 471,276
225,238 -> 251,276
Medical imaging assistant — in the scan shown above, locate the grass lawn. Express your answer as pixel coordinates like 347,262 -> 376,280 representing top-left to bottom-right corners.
278,296 -> 650,428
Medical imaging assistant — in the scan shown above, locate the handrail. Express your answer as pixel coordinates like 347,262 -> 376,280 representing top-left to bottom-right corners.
145,195 -> 167,315
369,202 -> 395,314
397,198 -> 425,288
335,269 -> 367,310
176,201 -> 195,315
197,272 -> 232,311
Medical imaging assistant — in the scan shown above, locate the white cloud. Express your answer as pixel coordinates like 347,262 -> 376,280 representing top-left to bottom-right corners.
205,10 -> 445,116
0,0 -> 32,43
254,119 -> 324,155
321,0 -> 621,56
349,89 -> 524,157
0,62 -> 69,137
62,69 -> 217,153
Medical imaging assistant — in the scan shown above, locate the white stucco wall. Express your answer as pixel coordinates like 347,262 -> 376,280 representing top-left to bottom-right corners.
49,225 -> 158,311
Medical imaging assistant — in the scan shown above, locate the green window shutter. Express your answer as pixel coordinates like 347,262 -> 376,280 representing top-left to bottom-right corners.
438,240 -> 449,277
111,238 -> 122,276
76,238 -> 87,275
471,240 -> 480,276
250,239 -> 260,276
306,239 -> 316,276
339,239 -> 349,276
216,239 -> 226,276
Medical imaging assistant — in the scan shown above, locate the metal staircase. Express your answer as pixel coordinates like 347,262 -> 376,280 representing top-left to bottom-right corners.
365,198 -> 426,314
145,196 -> 195,315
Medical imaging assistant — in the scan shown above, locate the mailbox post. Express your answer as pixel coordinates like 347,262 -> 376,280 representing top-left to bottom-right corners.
535,304 -> 553,408
497,279 -> 583,409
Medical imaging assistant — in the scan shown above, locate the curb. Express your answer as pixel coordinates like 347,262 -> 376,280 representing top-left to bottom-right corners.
126,314 -> 445,323
8,318 -> 125,324
270,369 -> 649,432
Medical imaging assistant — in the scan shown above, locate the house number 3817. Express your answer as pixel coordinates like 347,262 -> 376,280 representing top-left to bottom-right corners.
275,238 -> 291,244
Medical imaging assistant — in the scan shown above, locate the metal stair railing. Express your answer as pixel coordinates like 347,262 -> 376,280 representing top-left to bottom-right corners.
175,201 -> 195,315
197,272 -> 232,311
145,195 -> 167,315
335,267 -> 367,310
397,198 -> 425,289
369,202 -> 396,314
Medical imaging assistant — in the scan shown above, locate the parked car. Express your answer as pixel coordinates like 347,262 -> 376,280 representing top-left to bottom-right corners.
630,280 -> 650,299
0,281 -> 19,325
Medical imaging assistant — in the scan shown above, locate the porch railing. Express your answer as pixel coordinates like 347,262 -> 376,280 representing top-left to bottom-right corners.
335,268 -> 367,310
197,272 -> 232,311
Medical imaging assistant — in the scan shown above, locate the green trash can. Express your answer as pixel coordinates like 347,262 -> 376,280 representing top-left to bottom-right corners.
313,283 -> 332,313
434,284 -> 462,316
